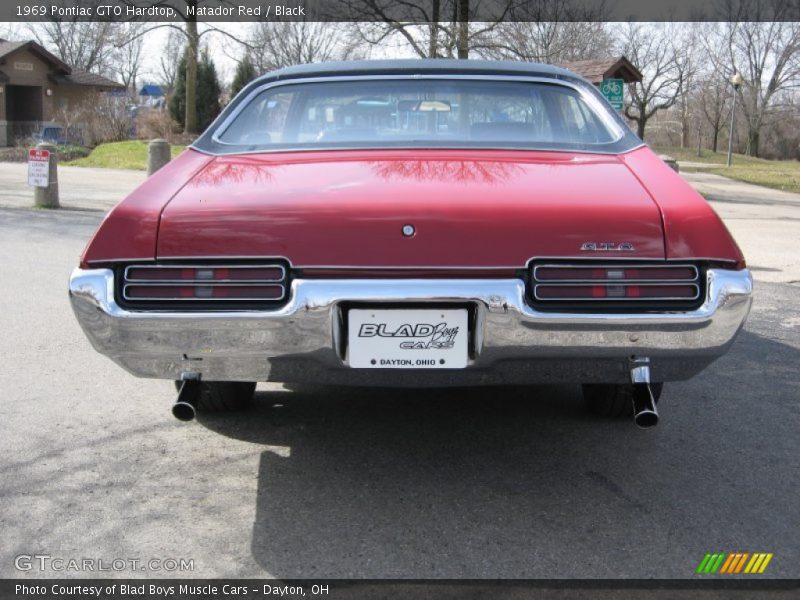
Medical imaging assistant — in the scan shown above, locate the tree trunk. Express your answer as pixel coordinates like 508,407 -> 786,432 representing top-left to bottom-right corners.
637,117 -> 646,141
428,0 -> 440,57
456,0 -> 469,59
680,101 -> 688,149
712,128 -> 719,153
696,122 -> 701,157
185,8 -> 199,134
748,128 -> 760,158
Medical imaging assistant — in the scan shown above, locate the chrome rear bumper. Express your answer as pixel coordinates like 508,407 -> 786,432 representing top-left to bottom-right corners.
69,268 -> 752,385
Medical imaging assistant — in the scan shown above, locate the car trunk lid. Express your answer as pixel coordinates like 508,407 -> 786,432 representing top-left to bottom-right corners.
156,149 -> 665,267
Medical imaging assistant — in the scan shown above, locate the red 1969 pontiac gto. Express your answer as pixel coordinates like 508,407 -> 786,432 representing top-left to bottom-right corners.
69,60 -> 752,428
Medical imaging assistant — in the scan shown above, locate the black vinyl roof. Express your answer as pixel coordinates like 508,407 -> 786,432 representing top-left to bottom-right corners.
256,59 -> 583,85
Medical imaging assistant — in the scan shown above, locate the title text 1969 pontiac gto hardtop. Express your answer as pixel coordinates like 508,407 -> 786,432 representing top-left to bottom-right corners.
69,60 -> 753,428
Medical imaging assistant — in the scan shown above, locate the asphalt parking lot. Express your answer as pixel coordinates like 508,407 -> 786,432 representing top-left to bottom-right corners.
0,168 -> 798,580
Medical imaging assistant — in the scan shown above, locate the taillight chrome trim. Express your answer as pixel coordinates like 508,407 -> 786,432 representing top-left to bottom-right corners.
122,283 -> 286,302
120,263 -> 288,304
531,262 -> 702,305
123,264 -> 286,283
532,283 -> 700,302
533,264 -> 699,283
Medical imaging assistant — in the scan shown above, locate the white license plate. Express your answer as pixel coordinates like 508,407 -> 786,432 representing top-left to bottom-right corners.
348,308 -> 469,369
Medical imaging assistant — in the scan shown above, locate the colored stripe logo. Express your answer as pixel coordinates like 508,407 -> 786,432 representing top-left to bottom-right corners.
696,552 -> 773,574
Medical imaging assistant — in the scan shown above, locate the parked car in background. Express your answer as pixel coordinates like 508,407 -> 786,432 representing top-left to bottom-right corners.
32,122 -> 84,146
69,60 -> 753,428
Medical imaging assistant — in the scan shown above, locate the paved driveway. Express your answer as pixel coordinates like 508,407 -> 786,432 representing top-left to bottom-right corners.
0,206 -> 797,579
0,161 -> 145,212
0,158 -> 798,580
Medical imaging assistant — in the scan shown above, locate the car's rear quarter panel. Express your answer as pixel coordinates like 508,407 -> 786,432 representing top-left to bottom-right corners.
80,150 -> 214,268
620,147 -> 746,267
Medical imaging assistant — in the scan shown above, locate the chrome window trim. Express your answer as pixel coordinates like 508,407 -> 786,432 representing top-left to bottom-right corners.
189,142 -> 647,159
533,283 -> 701,302
204,74 -> 627,154
124,264 -> 286,283
533,264 -> 699,283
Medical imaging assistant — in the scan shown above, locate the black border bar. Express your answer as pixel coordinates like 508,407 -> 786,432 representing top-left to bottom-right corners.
4,0 -> 800,23
3,579 -> 799,600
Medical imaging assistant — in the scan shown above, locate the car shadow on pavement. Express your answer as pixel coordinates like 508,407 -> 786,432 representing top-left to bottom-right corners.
196,330 -> 799,579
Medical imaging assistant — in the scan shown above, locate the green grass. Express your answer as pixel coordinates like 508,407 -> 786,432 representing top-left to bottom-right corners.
66,141 -> 186,171
654,146 -> 800,193
0,143 -> 89,163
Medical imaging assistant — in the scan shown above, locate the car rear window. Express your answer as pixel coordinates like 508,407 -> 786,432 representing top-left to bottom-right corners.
215,79 -> 623,151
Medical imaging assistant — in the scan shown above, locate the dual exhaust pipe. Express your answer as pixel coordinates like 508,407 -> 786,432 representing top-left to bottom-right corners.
172,378 -> 201,422
171,364 -> 659,427
630,357 -> 659,429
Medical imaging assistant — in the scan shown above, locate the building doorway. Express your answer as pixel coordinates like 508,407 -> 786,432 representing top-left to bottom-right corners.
5,85 -> 43,142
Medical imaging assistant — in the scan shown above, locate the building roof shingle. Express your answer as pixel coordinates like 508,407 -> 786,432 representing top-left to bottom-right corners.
559,57 -> 643,84
0,39 -> 28,59
0,38 -> 123,88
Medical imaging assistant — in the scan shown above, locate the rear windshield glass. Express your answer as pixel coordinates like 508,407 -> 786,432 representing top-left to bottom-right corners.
215,79 -> 622,151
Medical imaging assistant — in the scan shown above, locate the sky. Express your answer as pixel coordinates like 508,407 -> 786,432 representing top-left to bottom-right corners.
1,21 -> 409,87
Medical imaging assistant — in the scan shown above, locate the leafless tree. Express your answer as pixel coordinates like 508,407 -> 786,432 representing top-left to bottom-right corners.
248,22 -> 363,73
683,22 -> 732,153
621,23 -> 689,140
112,23 -> 146,97
475,0 -> 612,62
119,1 -> 249,133
760,89 -> 800,159
28,19 -> 119,74
475,21 -> 612,63
53,90 -> 129,145
0,22 -> 23,40
695,76 -> 732,152
347,0 -> 511,59
702,4 -> 800,156
31,18 -> 150,97
673,25 -> 702,149
158,28 -> 185,91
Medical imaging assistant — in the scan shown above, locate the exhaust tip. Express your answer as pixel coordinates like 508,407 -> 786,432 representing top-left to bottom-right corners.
634,409 -> 659,429
172,401 -> 196,422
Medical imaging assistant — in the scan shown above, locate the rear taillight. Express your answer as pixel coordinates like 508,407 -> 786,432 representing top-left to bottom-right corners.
532,263 -> 701,307
122,264 -> 287,304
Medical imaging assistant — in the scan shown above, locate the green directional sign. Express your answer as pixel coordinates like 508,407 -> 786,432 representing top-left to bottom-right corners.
600,78 -> 624,111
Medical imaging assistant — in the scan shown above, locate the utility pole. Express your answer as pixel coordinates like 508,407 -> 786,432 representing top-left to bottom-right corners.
726,72 -> 744,167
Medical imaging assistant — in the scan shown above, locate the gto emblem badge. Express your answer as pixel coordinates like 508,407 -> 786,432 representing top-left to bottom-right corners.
581,242 -> 635,252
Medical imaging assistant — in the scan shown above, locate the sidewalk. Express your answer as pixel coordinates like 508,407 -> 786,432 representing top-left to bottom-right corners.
0,162 -> 145,212
681,169 -> 800,210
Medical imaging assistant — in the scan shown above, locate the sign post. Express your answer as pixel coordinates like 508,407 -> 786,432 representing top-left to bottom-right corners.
148,138 -> 171,176
29,144 -> 59,208
600,78 -> 625,111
